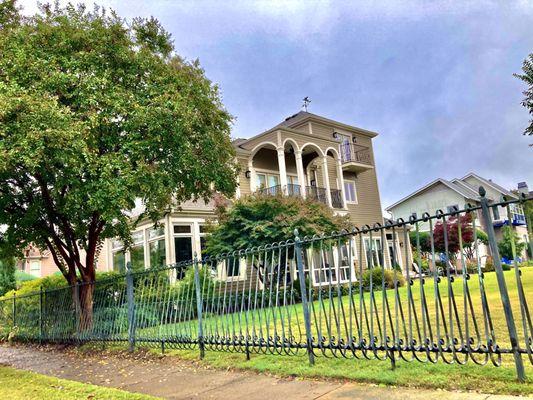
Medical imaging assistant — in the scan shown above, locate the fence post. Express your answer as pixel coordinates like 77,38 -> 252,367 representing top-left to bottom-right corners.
294,229 -> 315,365
479,186 -> 525,382
39,286 -> 43,344
193,254 -> 205,359
126,261 -> 136,353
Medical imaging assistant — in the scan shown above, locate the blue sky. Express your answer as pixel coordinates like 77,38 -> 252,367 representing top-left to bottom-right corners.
20,1 -> 533,208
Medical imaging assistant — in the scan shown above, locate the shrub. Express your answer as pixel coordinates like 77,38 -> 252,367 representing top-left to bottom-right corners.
361,268 -> 405,290
484,256 -> 495,272
498,226 -> 526,260
502,264 -> 512,271
14,271 -> 36,283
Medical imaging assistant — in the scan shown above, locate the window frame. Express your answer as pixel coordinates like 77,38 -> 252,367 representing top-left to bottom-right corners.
343,179 -> 358,204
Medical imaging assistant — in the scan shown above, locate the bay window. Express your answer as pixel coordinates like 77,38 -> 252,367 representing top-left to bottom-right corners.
148,226 -> 166,268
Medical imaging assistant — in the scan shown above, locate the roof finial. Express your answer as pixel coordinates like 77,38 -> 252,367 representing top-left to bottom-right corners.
302,96 -> 311,112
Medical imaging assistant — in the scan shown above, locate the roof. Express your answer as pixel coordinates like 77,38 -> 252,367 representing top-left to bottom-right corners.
385,178 -> 479,211
461,172 -> 518,199
233,110 -> 379,150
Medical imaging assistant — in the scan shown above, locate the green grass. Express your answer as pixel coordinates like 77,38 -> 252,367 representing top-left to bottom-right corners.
135,268 -> 533,396
0,366 -> 160,399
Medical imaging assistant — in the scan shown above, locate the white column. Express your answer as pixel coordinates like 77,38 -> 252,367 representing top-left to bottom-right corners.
164,214 -> 172,266
248,158 -> 257,193
277,147 -> 288,195
295,150 -> 306,198
322,156 -> 332,207
336,158 -> 347,209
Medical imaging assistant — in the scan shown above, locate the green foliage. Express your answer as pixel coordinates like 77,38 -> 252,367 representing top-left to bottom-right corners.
484,256 -> 495,272
497,226 -> 526,260
514,53 -> 533,137
14,271 -> 36,283
0,256 -> 16,296
412,250 -> 430,273
0,3 -> 237,283
205,195 -> 351,255
361,268 -> 405,290
409,231 -> 431,253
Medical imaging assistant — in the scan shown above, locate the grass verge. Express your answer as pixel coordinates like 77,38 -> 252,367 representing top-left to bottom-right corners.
0,365 -> 160,400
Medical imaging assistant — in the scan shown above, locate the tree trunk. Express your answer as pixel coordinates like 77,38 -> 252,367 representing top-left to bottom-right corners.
78,283 -> 94,331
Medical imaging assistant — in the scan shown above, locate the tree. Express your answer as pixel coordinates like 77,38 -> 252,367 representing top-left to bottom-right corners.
498,225 -> 526,261
205,195 -> 351,255
0,255 -> 16,296
0,3 -> 237,326
204,195 -> 351,284
515,53 -> 533,142
432,213 -> 474,256
463,229 -> 489,260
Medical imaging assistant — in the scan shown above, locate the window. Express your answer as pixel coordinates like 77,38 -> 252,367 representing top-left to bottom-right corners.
256,172 -> 280,189
173,224 -> 193,265
199,225 -> 209,259
112,239 -> 126,272
364,237 -> 384,268
148,226 -> 166,268
287,175 -> 299,185
387,237 -> 402,270
411,212 -> 417,220
305,240 -> 358,286
225,257 -> 241,277
29,260 -> 41,277
447,204 -> 459,214
130,230 -> 145,271
344,180 -> 357,203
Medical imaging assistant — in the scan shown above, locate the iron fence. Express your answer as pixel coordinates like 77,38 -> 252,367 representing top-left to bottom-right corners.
1,188 -> 532,381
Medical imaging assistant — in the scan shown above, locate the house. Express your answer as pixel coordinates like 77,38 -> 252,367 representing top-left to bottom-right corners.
18,111 -> 409,283
385,173 -> 530,260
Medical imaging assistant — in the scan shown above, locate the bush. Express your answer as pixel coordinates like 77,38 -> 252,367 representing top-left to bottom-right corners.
484,256 -> 495,272
361,268 -> 405,290
14,271 -> 36,283
502,264 -> 512,271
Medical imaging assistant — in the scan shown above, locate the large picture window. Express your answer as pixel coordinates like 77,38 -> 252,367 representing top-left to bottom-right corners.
148,226 -> 166,268
112,239 -> 126,272
364,237 -> 384,268
174,224 -> 193,264
130,230 -> 145,271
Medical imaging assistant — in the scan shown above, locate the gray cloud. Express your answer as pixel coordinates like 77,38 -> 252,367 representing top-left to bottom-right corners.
18,0 -> 533,207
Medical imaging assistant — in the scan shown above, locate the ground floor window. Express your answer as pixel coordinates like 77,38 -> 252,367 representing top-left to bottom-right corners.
363,237 -> 384,268
29,260 -> 41,277
112,239 -> 126,272
148,226 -> 166,268
130,230 -> 145,271
304,239 -> 357,286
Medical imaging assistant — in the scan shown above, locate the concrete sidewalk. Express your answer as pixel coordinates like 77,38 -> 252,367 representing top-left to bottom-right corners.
0,344 -> 524,400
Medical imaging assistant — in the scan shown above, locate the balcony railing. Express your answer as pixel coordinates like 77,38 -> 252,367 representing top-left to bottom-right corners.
257,184 -> 344,209
340,143 -> 372,165
306,186 -> 328,205
257,185 -> 283,196
330,189 -> 343,209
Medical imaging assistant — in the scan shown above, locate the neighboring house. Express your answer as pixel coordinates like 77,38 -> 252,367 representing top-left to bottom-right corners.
102,111 -> 409,286
17,245 -> 107,279
385,173 -> 530,260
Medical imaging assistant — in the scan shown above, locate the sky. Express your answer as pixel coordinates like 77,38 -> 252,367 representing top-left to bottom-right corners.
18,0 -> 533,209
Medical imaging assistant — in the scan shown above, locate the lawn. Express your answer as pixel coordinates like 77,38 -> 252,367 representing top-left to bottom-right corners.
0,366 -> 160,400
139,268 -> 533,358
130,268 -> 533,395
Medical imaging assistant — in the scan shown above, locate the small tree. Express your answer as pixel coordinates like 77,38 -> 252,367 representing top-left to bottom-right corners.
0,255 -> 16,296
514,53 -> 533,141
463,229 -> 489,260
498,225 -> 526,261
204,195 -> 351,284
433,213 -> 474,257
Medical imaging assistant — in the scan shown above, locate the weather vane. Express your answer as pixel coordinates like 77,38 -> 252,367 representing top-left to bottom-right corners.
302,97 -> 311,112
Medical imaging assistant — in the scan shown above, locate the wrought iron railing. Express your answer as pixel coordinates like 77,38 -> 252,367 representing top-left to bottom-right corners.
306,186 -> 327,205
257,184 -> 283,196
330,189 -> 343,208
1,189 -> 532,381
340,143 -> 372,165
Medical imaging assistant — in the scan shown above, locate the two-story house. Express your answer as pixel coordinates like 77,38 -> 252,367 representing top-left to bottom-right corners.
385,173 -> 530,261
20,111 -> 409,283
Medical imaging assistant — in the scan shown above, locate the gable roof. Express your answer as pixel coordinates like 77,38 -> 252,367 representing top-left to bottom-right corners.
385,178 -> 479,211
461,172 -> 518,199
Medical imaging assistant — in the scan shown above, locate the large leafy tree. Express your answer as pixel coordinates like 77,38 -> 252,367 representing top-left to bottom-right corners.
0,2 -> 237,321
515,53 -> 533,142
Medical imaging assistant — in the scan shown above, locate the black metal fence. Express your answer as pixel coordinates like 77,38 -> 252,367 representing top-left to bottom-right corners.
1,188 -> 532,381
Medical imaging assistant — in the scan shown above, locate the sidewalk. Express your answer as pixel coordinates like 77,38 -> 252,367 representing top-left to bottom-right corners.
0,344 -> 524,400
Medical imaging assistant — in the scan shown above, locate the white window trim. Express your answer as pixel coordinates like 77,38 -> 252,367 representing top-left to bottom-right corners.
306,241 -> 358,287
344,179 -> 358,204
362,236 -> 388,269
218,257 -> 247,282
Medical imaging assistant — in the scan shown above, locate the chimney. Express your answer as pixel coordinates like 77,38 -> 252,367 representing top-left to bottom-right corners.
518,182 -> 528,196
